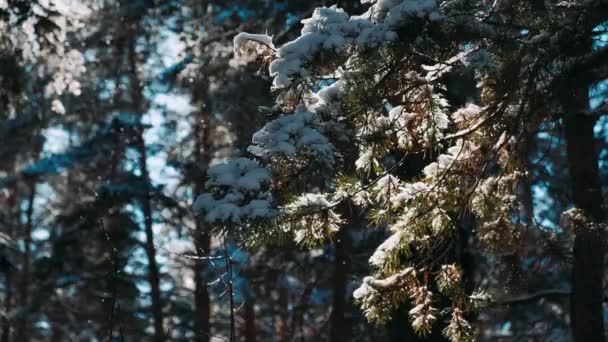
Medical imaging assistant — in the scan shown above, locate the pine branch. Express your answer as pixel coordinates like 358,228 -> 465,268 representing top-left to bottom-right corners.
494,288 -> 571,305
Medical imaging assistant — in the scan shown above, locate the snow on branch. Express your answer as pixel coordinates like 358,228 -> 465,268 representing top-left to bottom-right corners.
268,2 -> 439,88
281,193 -> 343,245
361,268 -> 417,291
233,32 -> 275,56
247,109 -> 335,167
193,158 -> 275,225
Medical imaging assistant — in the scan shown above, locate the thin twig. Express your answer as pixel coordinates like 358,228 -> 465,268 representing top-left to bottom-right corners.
222,237 -> 236,342
99,217 -> 125,342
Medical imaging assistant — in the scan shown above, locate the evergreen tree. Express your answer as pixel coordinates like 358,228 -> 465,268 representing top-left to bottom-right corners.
196,1 -> 608,340
1,0 -> 607,340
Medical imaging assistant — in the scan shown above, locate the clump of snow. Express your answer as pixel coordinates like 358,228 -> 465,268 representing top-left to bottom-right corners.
269,2 -> 440,88
248,109 -> 335,167
380,88 -> 449,149
391,182 -> 431,207
233,32 -> 275,56
387,105 -> 418,147
355,149 -> 375,172
193,158 -> 275,224
373,174 -> 401,203
206,158 -> 270,191
51,99 -> 66,115
285,193 -> 336,212
313,79 -> 347,110
451,103 -> 482,123
423,50 -> 474,82
269,6 -> 366,88
282,193 -> 343,244
383,0 -> 440,28
423,140 -> 477,178
369,230 -> 403,266
353,278 -> 377,300
284,192 -> 337,218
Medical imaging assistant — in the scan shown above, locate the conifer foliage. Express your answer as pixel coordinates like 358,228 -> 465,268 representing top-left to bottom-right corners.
0,0 -> 607,340
196,0 -> 608,340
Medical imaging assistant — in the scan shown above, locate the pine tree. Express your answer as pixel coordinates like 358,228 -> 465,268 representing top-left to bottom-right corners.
195,1 -> 608,340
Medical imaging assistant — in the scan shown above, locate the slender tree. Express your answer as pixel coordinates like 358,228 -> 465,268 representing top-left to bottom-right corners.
126,22 -> 165,341
192,105 -> 212,341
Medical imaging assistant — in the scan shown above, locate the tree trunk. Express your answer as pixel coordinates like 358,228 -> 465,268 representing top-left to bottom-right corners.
193,108 -> 211,342
277,283 -> 288,342
244,294 -> 257,342
1,268 -> 13,342
14,180 -> 36,342
563,86 -> 605,342
127,23 -> 164,342
290,282 -> 314,341
1,180 -> 18,342
193,229 -> 211,341
50,325 -> 63,342
330,226 -> 349,342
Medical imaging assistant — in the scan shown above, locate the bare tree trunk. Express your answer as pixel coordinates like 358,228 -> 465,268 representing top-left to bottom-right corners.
14,180 -> 36,342
277,283 -> 288,342
193,230 -> 211,341
102,42 -> 127,341
193,108 -> 211,342
190,2 -> 213,332
50,325 -> 63,342
1,268 -> 13,342
243,291 -> 257,342
105,126 -> 121,341
330,226 -> 349,342
1,179 -> 18,342
244,301 -> 257,342
290,282 -> 314,341
127,23 -> 164,342
563,86 -> 605,342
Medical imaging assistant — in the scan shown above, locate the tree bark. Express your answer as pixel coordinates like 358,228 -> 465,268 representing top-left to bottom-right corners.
127,23 -> 164,342
1,267 -> 13,342
193,229 -> 211,342
290,281 -> 314,341
243,284 -> 258,342
243,293 -> 257,342
193,108 -> 212,342
277,282 -> 288,342
563,86 -> 605,342
1,180 -> 18,342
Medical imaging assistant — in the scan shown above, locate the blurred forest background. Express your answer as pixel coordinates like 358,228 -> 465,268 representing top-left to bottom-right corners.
0,0 -> 607,341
